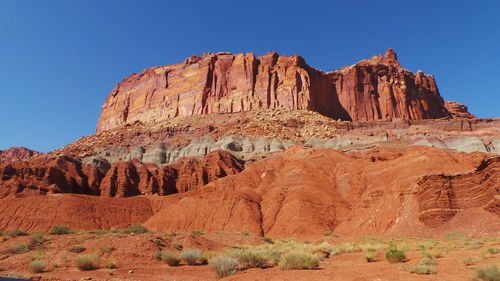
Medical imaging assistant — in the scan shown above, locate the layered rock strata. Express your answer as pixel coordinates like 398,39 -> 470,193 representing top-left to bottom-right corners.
96,49 -> 455,133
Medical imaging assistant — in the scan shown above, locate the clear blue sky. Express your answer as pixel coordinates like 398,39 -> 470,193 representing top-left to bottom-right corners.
1,0 -> 499,152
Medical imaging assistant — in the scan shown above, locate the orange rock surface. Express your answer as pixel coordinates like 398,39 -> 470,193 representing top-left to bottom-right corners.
96,49 -> 457,133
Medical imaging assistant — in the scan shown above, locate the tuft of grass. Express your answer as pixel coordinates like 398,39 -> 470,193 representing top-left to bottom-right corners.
6,230 -> 29,237
75,254 -> 99,271
6,272 -> 19,278
49,225 -> 72,235
180,249 -> 202,265
462,256 -> 479,267
209,256 -> 239,278
29,260 -> 47,273
364,250 -> 378,262
101,245 -> 115,253
68,245 -> 86,253
152,237 -> 165,247
323,231 -> 332,236
122,223 -> 148,234
419,257 -> 437,265
423,249 -> 442,259
30,232 -> 48,246
278,252 -> 319,270
8,244 -> 30,254
241,230 -> 251,236
263,237 -> 274,244
156,250 -> 180,266
385,248 -> 406,263
103,259 -> 117,269
191,230 -> 204,236
409,264 -> 436,274
475,264 -> 500,281
173,241 -> 183,250
487,248 -> 500,254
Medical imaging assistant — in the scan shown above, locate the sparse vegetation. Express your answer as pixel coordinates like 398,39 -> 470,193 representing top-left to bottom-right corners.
323,231 -> 332,236
101,245 -> 115,253
201,251 -> 219,264
30,232 -> 48,246
209,256 -> 239,278
29,260 -> 47,273
8,244 -> 30,254
443,233 -> 465,240
409,264 -> 436,274
226,249 -> 269,269
263,237 -> 274,244
103,259 -> 117,269
68,245 -> 86,253
278,252 -> 319,270
49,225 -> 72,235
364,250 -> 378,262
241,230 -> 251,236
191,230 -> 204,236
156,250 -> 181,266
462,256 -> 479,266
475,265 -> 500,281
180,249 -> 202,265
122,223 -> 149,234
75,254 -> 99,270
419,257 -> 437,265
6,230 -> 29,237
385,248 -> 406,263
487,247 -> 500,254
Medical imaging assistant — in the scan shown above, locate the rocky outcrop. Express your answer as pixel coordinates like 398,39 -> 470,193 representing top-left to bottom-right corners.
0,150 -> 244,198
0,147 -> 38,164
96,49 -> 459,133
445,101 -> 476,119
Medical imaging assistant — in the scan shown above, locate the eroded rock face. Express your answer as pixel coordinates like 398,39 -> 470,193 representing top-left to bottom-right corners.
96,49 -> 458,133
0,150 -> 244,198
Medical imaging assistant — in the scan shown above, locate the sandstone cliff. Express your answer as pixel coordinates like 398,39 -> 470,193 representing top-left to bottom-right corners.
96,49 -> 456,133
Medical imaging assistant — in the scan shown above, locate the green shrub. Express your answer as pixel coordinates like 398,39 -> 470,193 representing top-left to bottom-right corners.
323,231 -> 332,236
209,256 -> 239,278
6,230 -> 29,237
75,254 -> 99,270
8,244 -> 29,254
173,242 -> 183,250
228,249 -> 268,268
419,257 -> 437,265
263,237 -> 274,244
68,245 -> 86,253
201,251 -> 219,264
364,250 -> 378,262
278,252 -> 319,270
487,248 -> 500,254
476,265 -> 500,281
101,245 -> 115,253
29,260 -> 47,273
156,250 -> 180,266
268,251 -> 281,266
180,249 -> 202,265
191,230 -> 204,236
49,225 -> 72,235
241,230 -> 251,236
122,223 -> 148,234
385,248 -> 406,263
409,264 -> 436,274
30,232 -> 48,246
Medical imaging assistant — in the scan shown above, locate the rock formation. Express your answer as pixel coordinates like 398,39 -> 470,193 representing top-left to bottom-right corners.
445,100 -> 476,119
96,49 -> 459,133
0,147 -> 38,164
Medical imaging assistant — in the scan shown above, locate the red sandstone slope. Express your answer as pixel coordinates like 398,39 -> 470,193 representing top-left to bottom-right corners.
0,146 -> 497,236
96,49 -> 460,133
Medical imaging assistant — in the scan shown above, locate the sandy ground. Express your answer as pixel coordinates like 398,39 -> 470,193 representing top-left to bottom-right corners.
0,232 -> 498,281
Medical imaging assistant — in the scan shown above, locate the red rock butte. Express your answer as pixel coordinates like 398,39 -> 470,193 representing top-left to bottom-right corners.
96,48 -> 454,133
